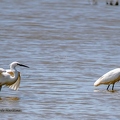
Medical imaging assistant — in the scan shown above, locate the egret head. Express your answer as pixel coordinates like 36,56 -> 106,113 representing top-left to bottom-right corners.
10,62 -> 29,69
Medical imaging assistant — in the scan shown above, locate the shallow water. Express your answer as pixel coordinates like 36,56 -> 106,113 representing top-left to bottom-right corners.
0,0 -> 120,120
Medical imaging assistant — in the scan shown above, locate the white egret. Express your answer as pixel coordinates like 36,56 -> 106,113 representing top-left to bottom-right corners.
94,68 -> 120,90
0,62 -> 29,91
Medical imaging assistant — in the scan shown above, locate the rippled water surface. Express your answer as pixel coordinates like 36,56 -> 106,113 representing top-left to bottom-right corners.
0,0 -> 120,120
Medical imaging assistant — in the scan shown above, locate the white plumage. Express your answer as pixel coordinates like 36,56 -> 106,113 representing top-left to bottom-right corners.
0,62 -> 29,91
94,68 -> 120,90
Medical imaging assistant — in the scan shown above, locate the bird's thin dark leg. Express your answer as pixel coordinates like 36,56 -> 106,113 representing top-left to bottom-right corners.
107,84 -> 110,90
0,86 -> 2,91
112,83 -> 115,90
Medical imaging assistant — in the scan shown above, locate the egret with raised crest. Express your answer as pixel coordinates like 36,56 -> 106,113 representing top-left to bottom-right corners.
0,62 -> 29,91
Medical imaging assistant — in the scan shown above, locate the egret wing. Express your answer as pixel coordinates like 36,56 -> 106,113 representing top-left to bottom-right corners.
0,68 -> 5,73
7,71 -> 14,77
6,72 -> 21,90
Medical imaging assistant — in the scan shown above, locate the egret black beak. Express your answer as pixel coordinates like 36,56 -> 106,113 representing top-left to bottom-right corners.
17,63 -> 29,68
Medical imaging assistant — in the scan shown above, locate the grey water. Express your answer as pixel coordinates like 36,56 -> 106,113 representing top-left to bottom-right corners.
0,0 -> 120,120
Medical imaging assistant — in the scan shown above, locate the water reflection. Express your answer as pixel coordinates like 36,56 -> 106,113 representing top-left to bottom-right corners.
94,89 -> 119,93
0,97 -> 20,101
5,97 -> 20,101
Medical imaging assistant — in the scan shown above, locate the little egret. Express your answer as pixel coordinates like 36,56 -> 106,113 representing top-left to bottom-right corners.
0,62 -> 29,91
94,68 -> 120,90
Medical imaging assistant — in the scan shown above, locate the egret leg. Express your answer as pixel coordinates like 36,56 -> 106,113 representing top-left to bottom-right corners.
107,84 -> 110,90
0,86 -> 2,91
112,83 -> 115,90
